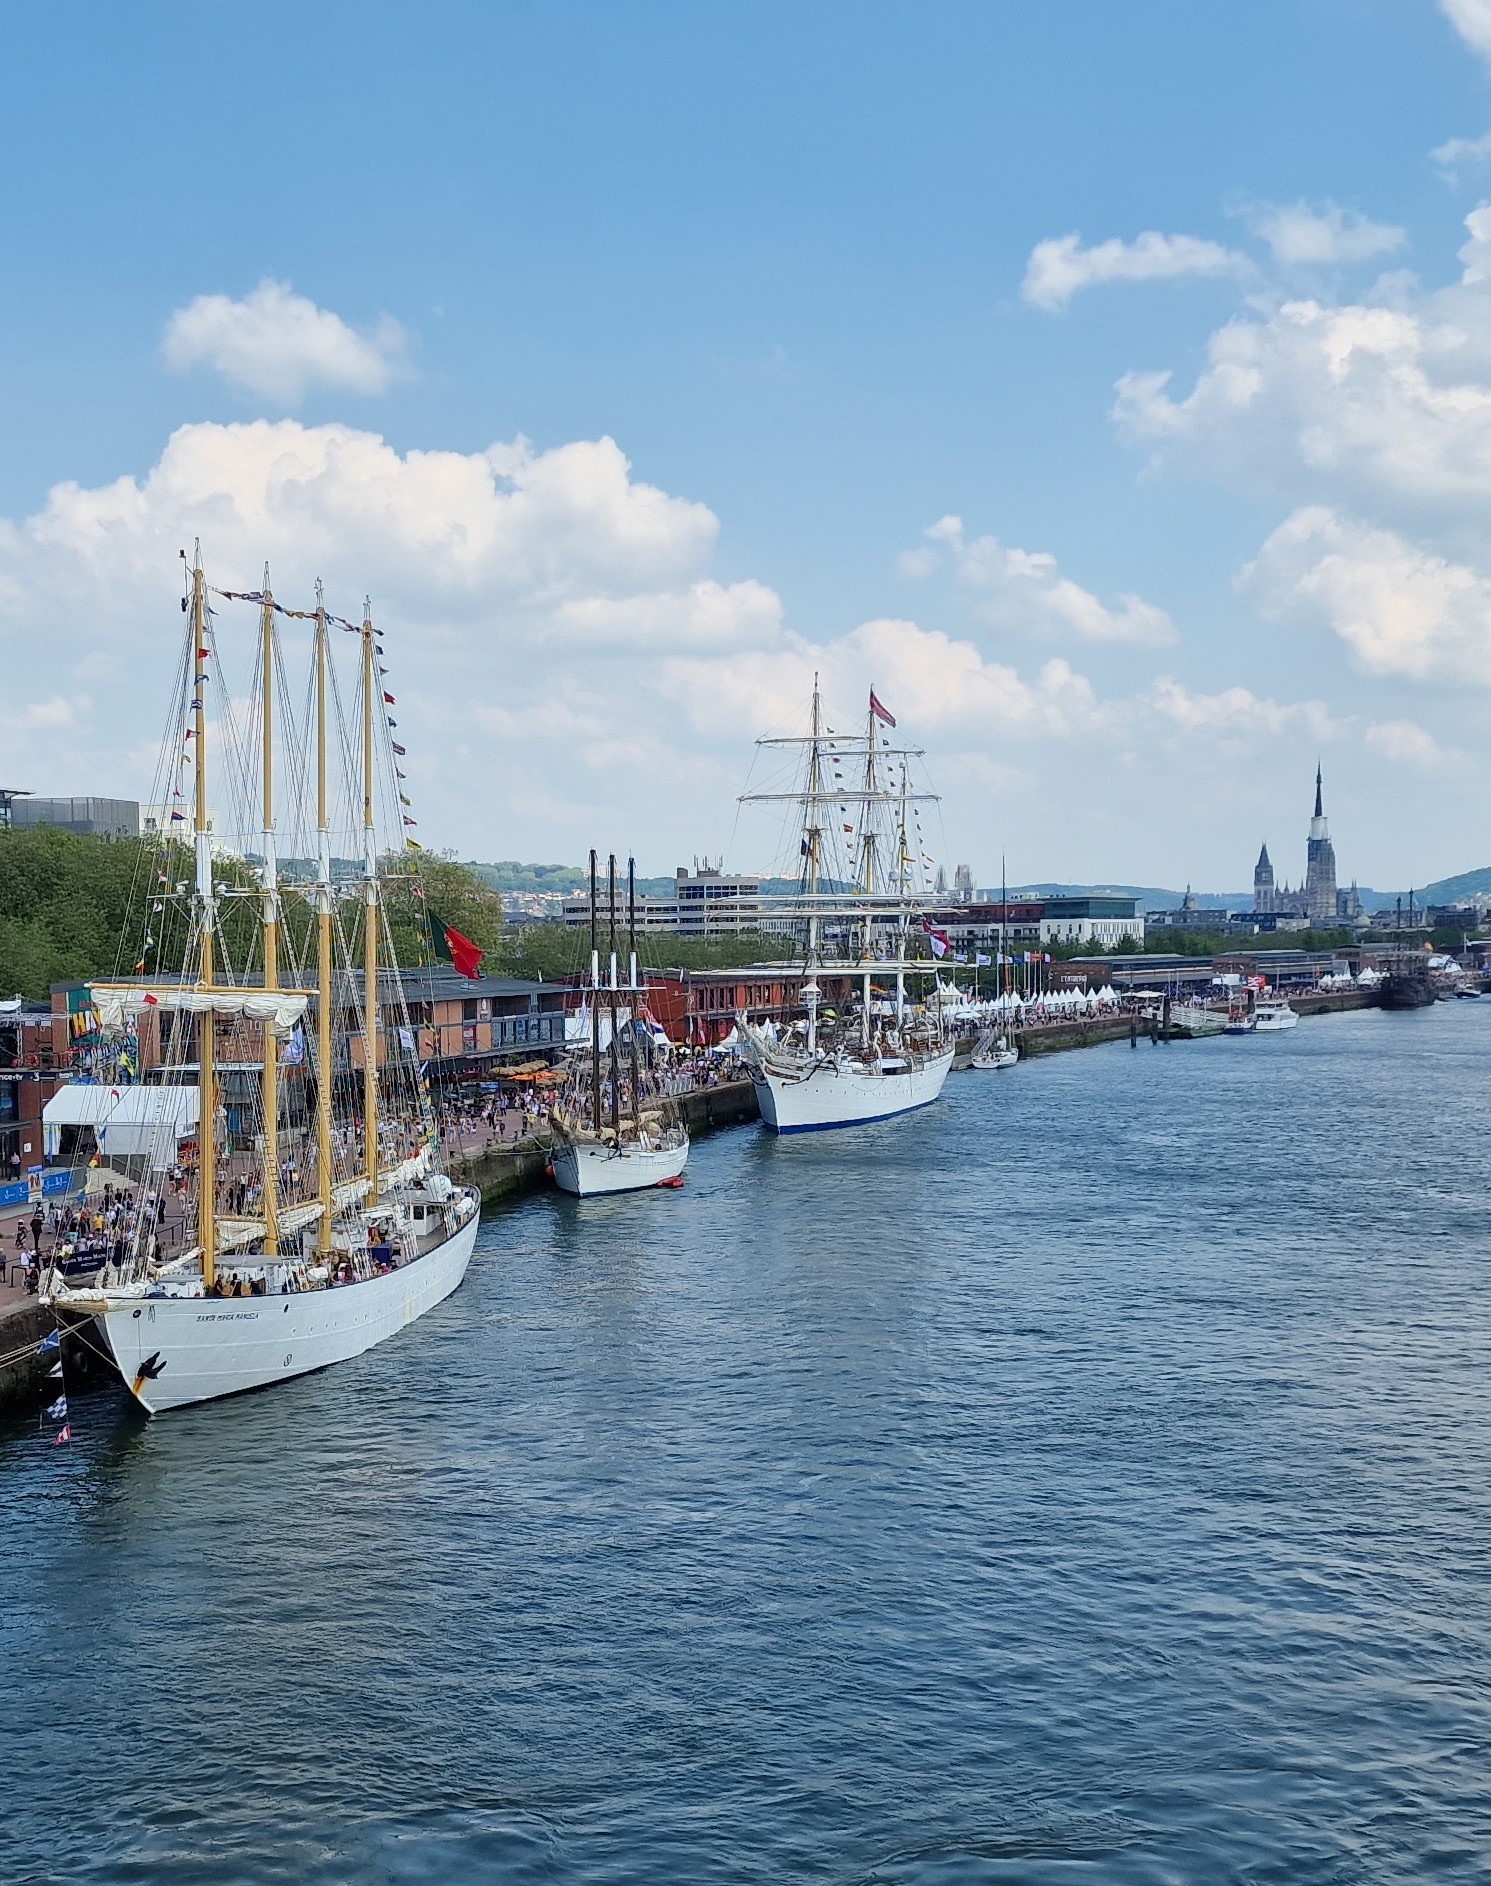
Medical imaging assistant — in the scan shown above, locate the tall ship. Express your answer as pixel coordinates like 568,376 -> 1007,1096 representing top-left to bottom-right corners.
44,553 -> 480,1413
735,680 -> 954,1133
549,852 -> 689,1195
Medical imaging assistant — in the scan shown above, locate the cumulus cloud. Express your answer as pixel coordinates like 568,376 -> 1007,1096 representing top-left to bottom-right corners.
1431,128 -> 1491,177
1243,201 -> 1405,267
1443,0 -> 1491,68
1245,505 -> 1491,684
1146,676 -> 1335,740
1365,718 -> 1452,769
1021,230 -> 1247,311
1111,208 -> 1491,510
901,515 -> 1176,646
162,280 -> 409,404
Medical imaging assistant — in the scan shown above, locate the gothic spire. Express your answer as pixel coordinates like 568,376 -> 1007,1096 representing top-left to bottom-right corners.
1314,762 -> 1323,820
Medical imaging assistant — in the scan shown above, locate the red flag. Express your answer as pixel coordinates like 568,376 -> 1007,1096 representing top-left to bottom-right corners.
383,692 -> 396,704
869,689 -> 896,727
921,917 -> 950,959
54,1423 -> 71,1446
429,911 -> 485,980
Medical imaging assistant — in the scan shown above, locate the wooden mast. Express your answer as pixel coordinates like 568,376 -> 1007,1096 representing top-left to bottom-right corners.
313,585 -> 334,1258
191,550 -> 217,1290
361,600 -> 379,1205
259,570 -> 279,1256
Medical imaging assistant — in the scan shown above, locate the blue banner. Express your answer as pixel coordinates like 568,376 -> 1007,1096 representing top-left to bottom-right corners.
0,1181 -> 28,1209
40,1170 -> 72,1197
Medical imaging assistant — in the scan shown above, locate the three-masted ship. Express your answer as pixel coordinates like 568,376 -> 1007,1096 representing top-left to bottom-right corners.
735,680 -> 954,1132
549,852 -> 689,1195
43,553 -> 479,1413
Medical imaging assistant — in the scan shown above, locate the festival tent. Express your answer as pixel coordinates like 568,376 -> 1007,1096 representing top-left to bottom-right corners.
43,1083 -> 199,1167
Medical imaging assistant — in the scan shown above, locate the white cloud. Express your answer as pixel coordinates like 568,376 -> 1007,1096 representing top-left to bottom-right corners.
1245,505 -> 1491,684
1365,719 -> 1452,769
1111,209 -> 1491,510
1146,676 -> 1335,741
1431,129 -> 1491,177
902,515 -> 1176,646
1021,230 -> 1247,311
1443,0 -> 1491,68
162,280 -> 409,404
21,696 -> 87,731
1243,201 -> 1405,267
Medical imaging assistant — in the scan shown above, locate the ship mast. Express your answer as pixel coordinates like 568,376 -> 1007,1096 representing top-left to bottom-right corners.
859,693 -> 879,1048
607,853 -> 621,1142
627,857 -> 641,1124
258,571 -> 279,1257
313,585 -> 334,1259
361,600 -> 379,1205
191,550 -> 218,1290
805,675 -> 823,1052
589,848 -> 602,1136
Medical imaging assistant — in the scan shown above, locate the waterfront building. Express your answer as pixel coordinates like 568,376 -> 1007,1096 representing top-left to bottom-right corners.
928,896 -> 1143,953
561,862 -> 770,936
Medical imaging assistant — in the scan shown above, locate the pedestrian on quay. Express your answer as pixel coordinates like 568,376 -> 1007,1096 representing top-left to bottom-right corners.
30,1206 -> 44,1253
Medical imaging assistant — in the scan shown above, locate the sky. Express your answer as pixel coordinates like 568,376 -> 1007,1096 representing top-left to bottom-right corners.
6,2 -> 1491,890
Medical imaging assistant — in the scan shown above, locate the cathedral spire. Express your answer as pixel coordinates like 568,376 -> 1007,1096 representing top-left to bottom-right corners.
1314,762 -> 1323,820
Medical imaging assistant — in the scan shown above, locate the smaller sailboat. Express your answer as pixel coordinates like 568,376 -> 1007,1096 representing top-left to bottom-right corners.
549,853 -> 689,1196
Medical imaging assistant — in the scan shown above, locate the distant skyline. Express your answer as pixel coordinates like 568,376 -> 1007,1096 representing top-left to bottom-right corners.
6,5 -> 1491,888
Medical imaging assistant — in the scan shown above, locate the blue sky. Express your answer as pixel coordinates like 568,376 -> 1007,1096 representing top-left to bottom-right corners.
5,3 -> 1491,890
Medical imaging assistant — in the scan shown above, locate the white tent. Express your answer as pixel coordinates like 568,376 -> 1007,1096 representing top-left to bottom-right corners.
43,1084 -> 199,1167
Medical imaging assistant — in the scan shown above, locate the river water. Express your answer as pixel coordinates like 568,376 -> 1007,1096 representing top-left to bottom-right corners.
6,1002 -> 1491,1884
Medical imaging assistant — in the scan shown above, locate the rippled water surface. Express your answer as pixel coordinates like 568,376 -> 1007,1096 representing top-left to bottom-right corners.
7,1003 -> 1491,1884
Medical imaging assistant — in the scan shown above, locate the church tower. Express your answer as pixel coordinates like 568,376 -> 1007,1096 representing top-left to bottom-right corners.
1304,764 -> 1338,927
1253,842 -> 1275,915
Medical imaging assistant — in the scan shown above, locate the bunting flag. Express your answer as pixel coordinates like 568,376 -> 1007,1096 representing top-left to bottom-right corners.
406,838 -> 424,853
392,743 -> 407,756
383,692 -> 396,704
428,911 -> 484,980
54,1423 -> 71,1446
920,917 -> 950,959
47,1394 -> 67,1421
870,689 -> 896,727
35,1330 -> 59,1356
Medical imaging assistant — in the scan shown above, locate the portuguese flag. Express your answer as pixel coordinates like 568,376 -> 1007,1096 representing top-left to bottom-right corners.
428,911 -> 485,981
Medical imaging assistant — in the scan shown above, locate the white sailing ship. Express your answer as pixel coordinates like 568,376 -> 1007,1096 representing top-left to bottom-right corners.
736,680 -> 953,1133
45,555 -> 479,1413
549,852 -> 689,1194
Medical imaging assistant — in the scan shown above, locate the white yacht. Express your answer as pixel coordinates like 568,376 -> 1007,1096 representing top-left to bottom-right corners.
1251,995 -> 1299,1032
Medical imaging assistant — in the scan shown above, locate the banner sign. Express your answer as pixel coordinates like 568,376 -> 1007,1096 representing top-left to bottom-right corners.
0,1181 -> 28,1208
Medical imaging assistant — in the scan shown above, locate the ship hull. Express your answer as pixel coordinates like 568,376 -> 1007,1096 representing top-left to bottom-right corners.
750,1047 -> 954,1133
551,1137 -> 690,1196
91,1207 -> 480,1414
